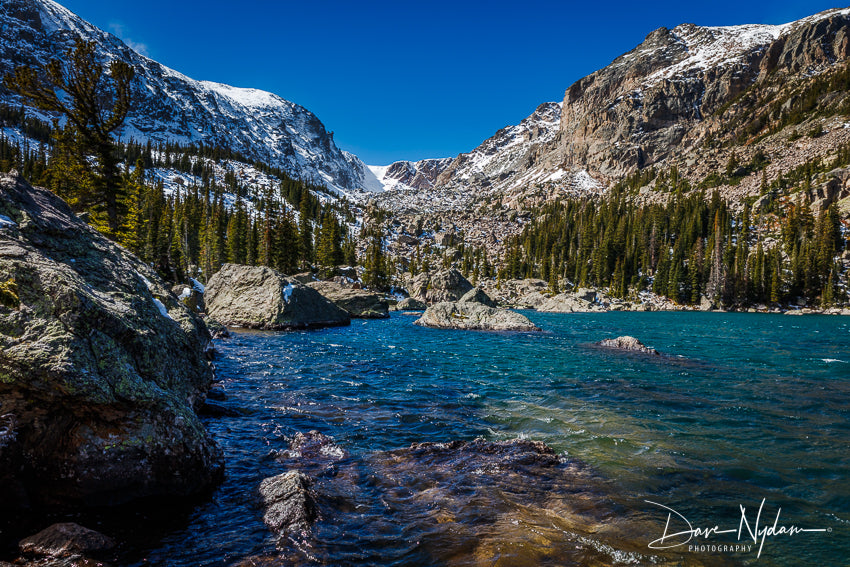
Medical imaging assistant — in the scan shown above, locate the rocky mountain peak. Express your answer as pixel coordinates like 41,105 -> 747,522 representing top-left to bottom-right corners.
0,0 -> 378,195
556,7 -> 850,177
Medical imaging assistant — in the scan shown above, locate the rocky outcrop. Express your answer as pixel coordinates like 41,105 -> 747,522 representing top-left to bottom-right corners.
0,173 -> 223,509
481,278 -> 549,308
259,471 -> 318,535
306,281 -> 389,319
392,297 -> 427,311
537,292 -> 605,313
18,522 -> 115,560
371,158 -> 454,192
415,302 -> 541,332
205,264 -> 350,330
406,268 -> 473,304
459,287 -> 497,308
555,9 -> 850,177
596,336 -> 659,355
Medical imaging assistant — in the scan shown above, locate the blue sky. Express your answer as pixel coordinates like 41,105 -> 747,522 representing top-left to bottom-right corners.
60,0 -> 843,165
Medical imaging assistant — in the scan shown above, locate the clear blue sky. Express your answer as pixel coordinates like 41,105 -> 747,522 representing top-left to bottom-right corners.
59,0 -> 843,165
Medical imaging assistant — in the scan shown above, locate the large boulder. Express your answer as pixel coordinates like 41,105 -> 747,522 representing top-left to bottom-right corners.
415,302 -> 541,332
459,287 -> 497,308
307,281 -> 389,319
392,297 -> 427,311
205,264 -> 350,330
0,172 -> 223,510
407,269 -> 473,304
480,278 -> 549,308
537,292 -> 605,313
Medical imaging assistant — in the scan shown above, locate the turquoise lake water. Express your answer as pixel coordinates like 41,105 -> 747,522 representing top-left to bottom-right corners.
126,311 -> 849,566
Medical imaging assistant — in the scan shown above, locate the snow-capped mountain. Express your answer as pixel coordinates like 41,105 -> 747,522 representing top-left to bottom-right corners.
0,0 -> 381,195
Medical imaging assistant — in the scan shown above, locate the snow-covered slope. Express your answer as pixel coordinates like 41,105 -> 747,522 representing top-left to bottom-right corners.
370,101 -> 602,212
0,0 -> 378,195
368,158 -> 453,193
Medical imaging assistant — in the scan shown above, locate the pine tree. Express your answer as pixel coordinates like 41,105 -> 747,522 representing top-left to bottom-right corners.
362,220 -> 389,291
276,206 -> 300,275
4,40 -> 135,235
298,192 -> 313,268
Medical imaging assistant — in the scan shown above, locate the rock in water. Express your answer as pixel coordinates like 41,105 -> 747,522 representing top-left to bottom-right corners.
259,471 -> 318,534
18,522 -> 115,559
596,336 -> 659,355
205,264 -> 350,330
458,287 -> 498,308
406,268 -> 473,304
415,302 -> 541,332
306,281 -> 389,319
0,173 -> 223,509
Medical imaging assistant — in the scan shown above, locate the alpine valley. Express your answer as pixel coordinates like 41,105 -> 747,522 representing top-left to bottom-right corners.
1,0 -> 850,565
1,0 -> 849,310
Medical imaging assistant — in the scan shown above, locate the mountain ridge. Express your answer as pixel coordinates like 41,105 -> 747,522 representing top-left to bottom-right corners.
0,0 -> 383,195
370,7 -> 850,215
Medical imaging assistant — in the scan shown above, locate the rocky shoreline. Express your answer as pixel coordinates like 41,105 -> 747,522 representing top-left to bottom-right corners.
478,277 -> 850,316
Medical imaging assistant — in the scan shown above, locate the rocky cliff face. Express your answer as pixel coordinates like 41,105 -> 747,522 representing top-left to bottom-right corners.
0,0 -> 380,194
555,8 -> 850,177
0,172 -> 223,509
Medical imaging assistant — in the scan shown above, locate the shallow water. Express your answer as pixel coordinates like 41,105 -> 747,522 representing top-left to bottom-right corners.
111,312 -> 848,565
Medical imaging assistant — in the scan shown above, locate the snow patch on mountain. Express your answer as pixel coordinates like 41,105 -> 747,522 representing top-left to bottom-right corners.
632,8 -> 850,87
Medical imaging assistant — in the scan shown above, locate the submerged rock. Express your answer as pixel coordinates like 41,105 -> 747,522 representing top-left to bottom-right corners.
306,281 -> 389,319
415,302 -> 540,331
406,268 -> 473,304
385,438 -> 562,471
458,287 -> 497,308
392,297 -> 427,311
0,173 -> 223,509
596,336 -> 659,355
287,430 -> 347,463
259,471 -> 318,535
205,264 -> 350,330
18,522 -> 115,559
359,438 -> 648,565
272,430 -> 348,479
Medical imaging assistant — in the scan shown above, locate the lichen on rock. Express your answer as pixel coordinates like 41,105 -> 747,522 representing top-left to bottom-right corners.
0,172 -> 223,509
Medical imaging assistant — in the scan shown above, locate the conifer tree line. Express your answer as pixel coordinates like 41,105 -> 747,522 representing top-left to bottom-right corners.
501,185 -> 847,307
1,40 -> 358,284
